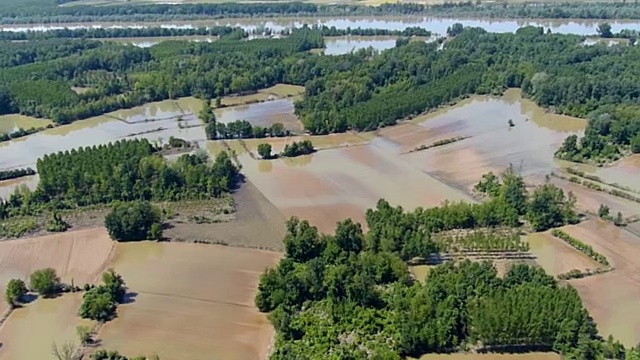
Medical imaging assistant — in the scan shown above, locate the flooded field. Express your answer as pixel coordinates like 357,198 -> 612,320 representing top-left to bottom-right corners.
215,98 -> 302,132
323,35 -> 398,55
561,219 -> 640,347
526,232 -> 601,277
3,17 -> 640,36
101,35 -> 216,47
0,175 -> 38,200
225,136 -> 472,233
0,293 -> 91,360
99,241 -> 281,360
401,89 -> 587,194
0,227 -> 114,311
0,114 -> 52,134
410,265 -> 432,284
0,84 -> 304,172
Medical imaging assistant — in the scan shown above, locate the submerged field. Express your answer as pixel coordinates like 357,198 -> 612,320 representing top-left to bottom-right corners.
99,242 -> 281,360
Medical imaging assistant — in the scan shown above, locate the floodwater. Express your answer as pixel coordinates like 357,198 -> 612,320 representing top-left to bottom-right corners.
401,89 -> 587,192
214,98 -> 302,132
101,35 -> 216,47
323,35 -> 398,55
0,294 -> 93,360
3,16 -> 640,36
239,139 -> 473,233
0,99 -> 205,171
0,175 -> 38,199
0,114 -> 53,134
558,154 -> 640,194
99,241 -> 280,360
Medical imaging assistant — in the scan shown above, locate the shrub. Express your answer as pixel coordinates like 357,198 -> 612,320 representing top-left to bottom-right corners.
105,201 -> 162,241
29,268 -> 60,297
257,143 -> 273,159
5,278 -> 27,306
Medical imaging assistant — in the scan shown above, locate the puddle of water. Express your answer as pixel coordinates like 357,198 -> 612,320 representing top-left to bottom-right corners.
0,114 -> 53,134
214,98 -> 302,132
323,35 -> 397,55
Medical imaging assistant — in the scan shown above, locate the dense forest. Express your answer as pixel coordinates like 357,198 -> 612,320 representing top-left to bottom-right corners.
0,139 -> 239,218
256,214 -> 624,359
0,24 -> 637,160
4,0 -> 640,23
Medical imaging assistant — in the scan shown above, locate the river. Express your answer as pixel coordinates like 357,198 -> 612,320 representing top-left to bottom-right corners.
2,16 -> 640,35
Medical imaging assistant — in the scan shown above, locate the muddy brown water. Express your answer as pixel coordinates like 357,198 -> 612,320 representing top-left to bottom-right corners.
214,98 -> 303,132
402,89 -> 587,192
0,114 -> 53,134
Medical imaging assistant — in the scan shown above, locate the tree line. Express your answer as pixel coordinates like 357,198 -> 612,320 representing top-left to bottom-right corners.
255,214 -> 622,359
6,1 -> 640,24
0,139 -> 239,219
0,167 -> 35,181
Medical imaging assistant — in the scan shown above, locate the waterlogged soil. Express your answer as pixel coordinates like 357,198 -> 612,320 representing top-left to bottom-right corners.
558,154 -> 640,194
0,175 -> 38,200
164,180 -> 286,250
0,114 -> 53,134
0,102 -> 205,171
526,232 -> 601,277
323,35 -> 398,55
4,17 -> 640,36
561,219 -> 640,347
99,242 -> 281,360
398,90 -> 586,196
0,293 -> 93,360
238,141 -> 472,234
215,98 -> 303,133
101,35 -> 216,47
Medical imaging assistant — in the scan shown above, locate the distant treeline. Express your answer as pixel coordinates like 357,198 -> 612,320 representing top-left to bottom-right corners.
5,1 -> 640,23
0,25 -> 431,42
0,167 -> 35,181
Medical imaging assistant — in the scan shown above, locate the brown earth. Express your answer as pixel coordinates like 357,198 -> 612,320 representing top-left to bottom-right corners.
560,219 -> 640,346
239,144 -> 472,234
0,293 -> 92,360
0,228 -> 114,314
99,242 -> 282,360
164,180 -> 286,250
526,232 -> 601,277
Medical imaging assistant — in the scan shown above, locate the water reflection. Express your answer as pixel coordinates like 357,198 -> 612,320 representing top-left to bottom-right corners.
0,100 -> 205,170
215,98 -> 302,132
323,35 -> 397,55
3,17 -> 640,35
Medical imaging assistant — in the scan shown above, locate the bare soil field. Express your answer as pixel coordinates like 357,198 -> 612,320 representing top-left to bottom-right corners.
417,353 -> 561,360
0,228 -> 114,313
99,242 -> 281,360
559,219 -> 640,346
164,180 -> 287,250
526,232 -> 601,277
238,142 -> 472,234
0,293 -> 92,360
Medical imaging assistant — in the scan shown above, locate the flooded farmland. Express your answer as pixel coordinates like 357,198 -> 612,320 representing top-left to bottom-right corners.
400,89 -> 587,192
99,241 -> 281,360
0,293 -> 92,360
3,17 -> 640,36
229,136 -> 472,234
215,98 -> 302,132
0,114 -> 53,134
323,35 -> 398,55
